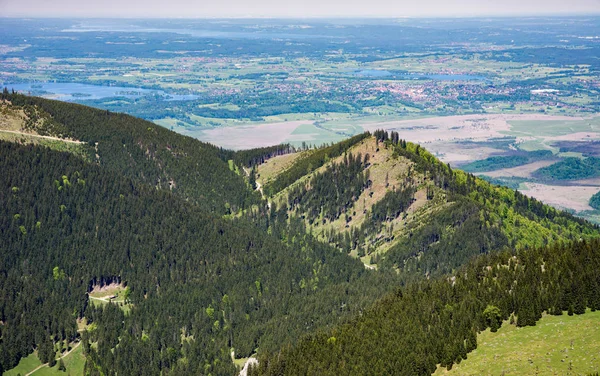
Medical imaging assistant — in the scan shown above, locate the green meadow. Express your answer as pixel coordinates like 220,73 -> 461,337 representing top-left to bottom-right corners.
435,310 -> 600,376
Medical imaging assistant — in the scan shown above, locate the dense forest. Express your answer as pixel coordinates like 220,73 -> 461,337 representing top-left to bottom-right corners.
0,140 -> 403,375
3,92 -> 260,214
262,133 -> 370,196
252,238 -> 600,375
590,191 -> 600,210
233,144 -> 295,168
460,150 -> 553,173
287,152 -> 370,223
1,96 -> 599,375
534,156 -> 600,181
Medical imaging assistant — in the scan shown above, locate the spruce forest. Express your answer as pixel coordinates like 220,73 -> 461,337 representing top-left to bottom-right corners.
1,92 -> 599,375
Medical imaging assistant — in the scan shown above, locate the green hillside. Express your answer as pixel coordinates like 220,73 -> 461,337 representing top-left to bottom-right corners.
256,129 -> 597,279
434,310 -> 600,376
252,239 -> 600,375
1,96 -> 599,376
0,139 -> 404,375
0,96 -> 409,375
3,92 -> 260,214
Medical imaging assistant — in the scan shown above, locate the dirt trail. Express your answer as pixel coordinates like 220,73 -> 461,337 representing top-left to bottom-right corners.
89,295 -> 111,303
0,129 -> 84,144
25,341 -> 81,376
239,357 -> 258,376
243,166 -> 270,208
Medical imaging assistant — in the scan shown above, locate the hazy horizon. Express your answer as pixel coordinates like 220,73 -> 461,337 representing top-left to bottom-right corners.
1,0 -> 599,18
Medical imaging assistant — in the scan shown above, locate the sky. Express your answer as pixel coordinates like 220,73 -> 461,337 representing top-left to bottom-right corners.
1,0 -> 599,18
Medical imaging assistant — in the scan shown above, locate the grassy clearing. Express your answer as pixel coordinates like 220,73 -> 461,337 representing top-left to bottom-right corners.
0,104 -> 26,131
1,101 -> 90,160
34,344 -> 85,376
88,284 -> 132,314
0,130 -> 90,161
4,352 -> 42,376
4,342 -> 85,376
435,310 -> 600,376
233,357 -> 249,368
256,151 -> 306,186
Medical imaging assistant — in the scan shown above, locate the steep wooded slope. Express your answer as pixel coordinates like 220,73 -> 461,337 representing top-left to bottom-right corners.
256,131 -> 597,279
1,95 -> 599,376
0,140 -> 404,375
252,239 -> 600,375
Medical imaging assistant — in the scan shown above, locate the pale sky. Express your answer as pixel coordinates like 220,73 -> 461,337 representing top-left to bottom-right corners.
0,0 -> 599,18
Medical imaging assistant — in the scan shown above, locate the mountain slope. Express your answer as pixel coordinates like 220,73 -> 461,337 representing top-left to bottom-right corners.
1,95 -> 599,376
0,139 -> 405,375
433,310 -> 600,375
256,131 -> 597,278
252,239 -> 600,375
2,92 -> 259,214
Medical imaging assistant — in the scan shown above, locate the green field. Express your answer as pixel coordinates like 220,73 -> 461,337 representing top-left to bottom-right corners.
508,117 -> 600,138
88,286 -> 132,314
3,352 -> 41,376
435,310 -> 600,376
4,343 -> 85,376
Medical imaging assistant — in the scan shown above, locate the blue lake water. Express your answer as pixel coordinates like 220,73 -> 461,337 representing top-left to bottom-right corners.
4,83 -> 199,101
355,70 -> 393,77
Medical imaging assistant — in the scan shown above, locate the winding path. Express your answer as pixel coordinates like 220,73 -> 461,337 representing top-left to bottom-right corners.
243,166 -> 270,207
88,295 -> 112,303
239,357 -> 258,376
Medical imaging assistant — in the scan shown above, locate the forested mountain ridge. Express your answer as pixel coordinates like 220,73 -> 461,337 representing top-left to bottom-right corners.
0,140 -> 404,375
251,238 -> 600,375
255,130 -> 598,278
1,92 -> 260,214
1,95 -> 599,376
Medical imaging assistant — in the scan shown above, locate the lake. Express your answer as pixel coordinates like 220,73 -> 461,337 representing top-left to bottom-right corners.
3,83 -> 199,102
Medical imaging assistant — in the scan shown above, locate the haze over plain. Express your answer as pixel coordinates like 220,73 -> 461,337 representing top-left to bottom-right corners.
1,0 -> 600,17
